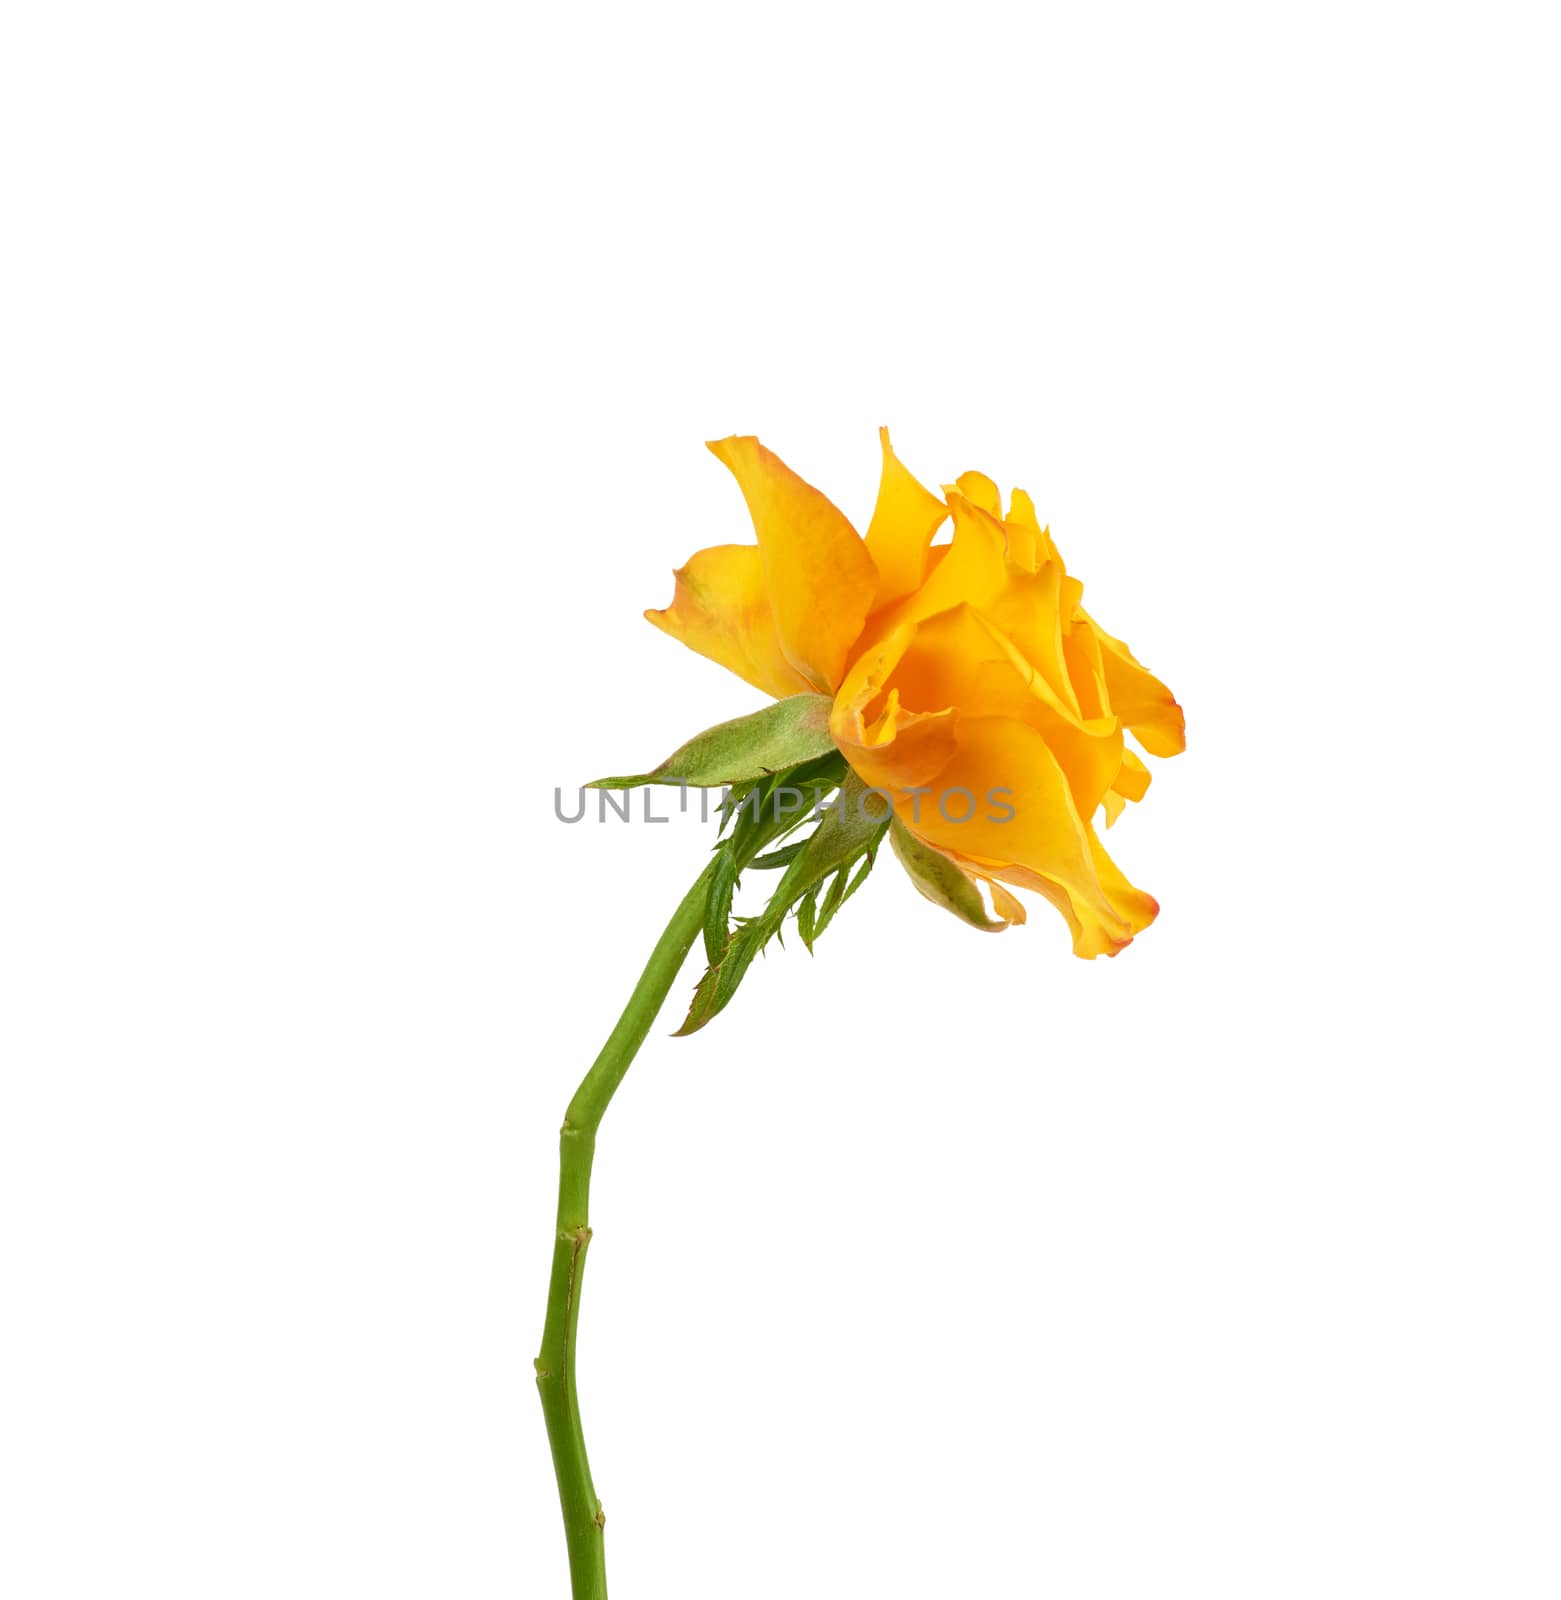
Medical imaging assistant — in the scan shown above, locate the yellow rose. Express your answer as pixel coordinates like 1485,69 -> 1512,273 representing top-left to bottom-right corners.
647,431 -> 1185,958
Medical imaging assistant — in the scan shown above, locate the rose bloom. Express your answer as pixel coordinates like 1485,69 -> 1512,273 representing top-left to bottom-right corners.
648,432 -> 1185,957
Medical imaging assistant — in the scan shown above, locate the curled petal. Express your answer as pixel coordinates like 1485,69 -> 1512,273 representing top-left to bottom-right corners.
853,690 -> 961,793
1083,610 -> 1187,756
864,428 -> 948,611
830,624 -> 959,791
1003,489 -> 1060,573
1114,748 -> 1151,801
1086,826 -> 1159,933
1061,612 -> 1111,721
983,878 -> 1028,925
707,435 -> 878,693
645,544 -> 813,699
1099,749 -> 1150,828
873,491 -> 1007,635
953,469 -> 1002,517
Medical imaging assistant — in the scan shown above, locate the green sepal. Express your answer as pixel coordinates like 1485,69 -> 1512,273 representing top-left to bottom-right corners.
800,847 -> 877,952
796,886 -> 818,950
887,816 -> 1006,931
703,848 -> 739,967
748,841 -> 807,871
720,751 -> 845,855
589,694 -> 836,790
677,773 -> 890,1034
693,750 -> 852,971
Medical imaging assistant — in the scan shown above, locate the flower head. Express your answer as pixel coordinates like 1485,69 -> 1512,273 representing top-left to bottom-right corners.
648,431 -> 1185,958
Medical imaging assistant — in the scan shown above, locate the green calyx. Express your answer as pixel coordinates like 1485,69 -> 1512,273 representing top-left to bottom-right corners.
676,765 -> 889,1035
589,696 -> 898,1033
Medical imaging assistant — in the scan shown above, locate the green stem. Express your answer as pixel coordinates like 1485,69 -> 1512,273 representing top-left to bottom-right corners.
535,860 -> 714,1599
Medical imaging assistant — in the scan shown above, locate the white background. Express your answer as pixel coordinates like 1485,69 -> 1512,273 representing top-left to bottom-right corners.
3,4 -> 1558,1597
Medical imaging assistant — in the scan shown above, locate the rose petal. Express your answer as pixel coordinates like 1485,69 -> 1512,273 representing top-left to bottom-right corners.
864,428 -> 948,611
645,544 -> 814,699
707,435 -> 878,693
